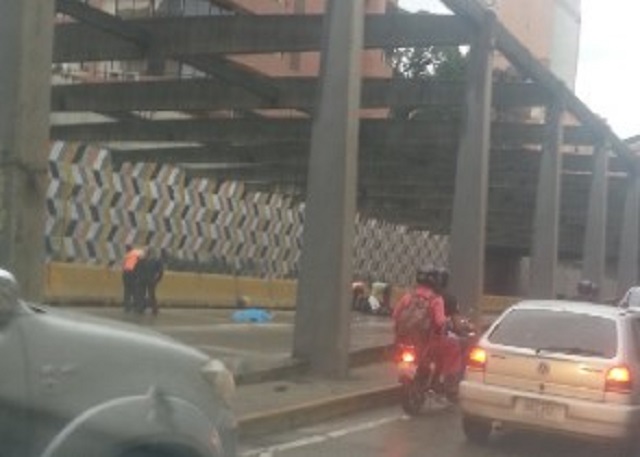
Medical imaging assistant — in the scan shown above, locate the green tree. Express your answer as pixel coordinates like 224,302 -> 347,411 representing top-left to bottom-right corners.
390,45 -> 467,82
389,45 -> 467,121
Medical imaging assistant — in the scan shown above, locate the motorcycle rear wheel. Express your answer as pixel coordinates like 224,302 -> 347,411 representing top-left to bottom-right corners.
401,382 -> 425,416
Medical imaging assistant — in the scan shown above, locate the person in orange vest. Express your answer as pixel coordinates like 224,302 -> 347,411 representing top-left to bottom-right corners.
122,246 -> 145,313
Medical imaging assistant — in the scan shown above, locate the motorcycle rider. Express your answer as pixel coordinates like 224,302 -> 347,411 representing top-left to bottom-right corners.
393,266 -> 462,397
574,279 -> 599,303
393,266 -> 445,343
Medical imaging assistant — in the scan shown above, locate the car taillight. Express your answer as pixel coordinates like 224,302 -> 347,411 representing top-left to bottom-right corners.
467,347 -> 487,371
606,366 -> 632,393
401,350 -> 416,364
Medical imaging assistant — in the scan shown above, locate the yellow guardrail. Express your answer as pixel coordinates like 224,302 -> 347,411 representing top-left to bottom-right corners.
43,262 -> 518,313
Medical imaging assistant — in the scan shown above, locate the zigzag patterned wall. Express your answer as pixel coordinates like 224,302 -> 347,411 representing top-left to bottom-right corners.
45,142 -> 448,284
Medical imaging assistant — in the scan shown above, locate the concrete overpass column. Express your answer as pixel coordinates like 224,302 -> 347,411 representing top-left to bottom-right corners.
617,167 -> 640,297
582,143 -> 609,297
529,101 -> 564,299
292,0 -> 364,377
449,12 -> 496,315
0,0 -> 54,300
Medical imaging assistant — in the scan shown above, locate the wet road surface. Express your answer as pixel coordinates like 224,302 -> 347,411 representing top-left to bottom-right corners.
240,406 -> 620,457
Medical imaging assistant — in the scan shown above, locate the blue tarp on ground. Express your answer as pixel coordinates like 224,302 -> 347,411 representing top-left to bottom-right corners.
231,308 -> 273,323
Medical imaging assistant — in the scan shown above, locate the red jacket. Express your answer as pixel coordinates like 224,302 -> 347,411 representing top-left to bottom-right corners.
392,285 -> 446,335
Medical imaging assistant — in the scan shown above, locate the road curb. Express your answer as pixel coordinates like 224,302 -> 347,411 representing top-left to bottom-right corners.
236,345 -> 393,386
236,360 -> 308,386
349,344 -> 394,367
237,384 -> 401,439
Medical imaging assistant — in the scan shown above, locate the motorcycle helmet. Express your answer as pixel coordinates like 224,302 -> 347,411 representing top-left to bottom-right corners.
416,265 -> 439,289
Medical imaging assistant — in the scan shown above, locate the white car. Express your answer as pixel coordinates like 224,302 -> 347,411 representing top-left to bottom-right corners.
460,301 -> 640,454
0,270 -> 236,457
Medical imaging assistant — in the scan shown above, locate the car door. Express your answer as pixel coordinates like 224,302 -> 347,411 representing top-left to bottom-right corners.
0,306 -> 30,457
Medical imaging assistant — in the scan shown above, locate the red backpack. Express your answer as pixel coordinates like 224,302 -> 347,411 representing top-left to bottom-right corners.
396,293 -> 433,343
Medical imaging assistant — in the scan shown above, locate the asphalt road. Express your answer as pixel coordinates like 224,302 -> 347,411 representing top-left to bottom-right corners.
240,406 -> 619,457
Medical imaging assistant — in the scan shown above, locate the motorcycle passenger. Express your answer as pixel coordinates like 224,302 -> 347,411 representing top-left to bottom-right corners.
436,269 -> 472,387
437,268 -> 464,333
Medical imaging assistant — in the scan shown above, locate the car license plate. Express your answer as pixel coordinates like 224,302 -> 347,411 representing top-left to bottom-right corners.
517,398 -> 565,422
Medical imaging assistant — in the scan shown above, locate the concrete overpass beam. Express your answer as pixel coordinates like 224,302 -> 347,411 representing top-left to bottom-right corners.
529,101 -> 564,299
53,14 -> 471,63
582,144 -> 609,297
292,0 -> 364,377
448,12 -> 496,315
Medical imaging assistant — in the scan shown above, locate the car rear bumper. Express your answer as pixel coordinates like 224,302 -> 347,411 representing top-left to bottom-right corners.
460,380 -> 640,440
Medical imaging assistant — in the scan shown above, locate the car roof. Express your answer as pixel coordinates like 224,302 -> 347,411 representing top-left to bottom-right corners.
510,300 -> 632,320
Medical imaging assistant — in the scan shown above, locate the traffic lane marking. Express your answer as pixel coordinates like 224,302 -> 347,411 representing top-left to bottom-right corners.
241,414 -> 407,457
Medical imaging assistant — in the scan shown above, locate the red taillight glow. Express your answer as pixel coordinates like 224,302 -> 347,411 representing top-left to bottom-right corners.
606,366 -> 632,393
467,347 -> 487,371
401,350 -> 416,364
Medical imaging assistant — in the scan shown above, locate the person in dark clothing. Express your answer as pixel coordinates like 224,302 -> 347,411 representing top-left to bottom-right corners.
437,268 -> 466,334
352,281 -> 367,311
139,249 -> 165,315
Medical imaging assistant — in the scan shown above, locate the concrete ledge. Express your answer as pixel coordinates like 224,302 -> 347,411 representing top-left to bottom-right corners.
43,262 -> 298,309
43,262 -> 519,314
238,384 -> 401,439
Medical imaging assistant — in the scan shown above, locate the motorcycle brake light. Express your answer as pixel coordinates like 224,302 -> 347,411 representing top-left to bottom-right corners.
401,350 -> 416,364
468,347 -> 487,371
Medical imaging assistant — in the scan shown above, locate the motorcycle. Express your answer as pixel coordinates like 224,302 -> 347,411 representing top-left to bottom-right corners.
396,319 -> 478,416
396,343 -> 449,415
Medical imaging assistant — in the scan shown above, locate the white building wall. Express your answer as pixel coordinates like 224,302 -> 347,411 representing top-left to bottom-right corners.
551,0 -> 582,89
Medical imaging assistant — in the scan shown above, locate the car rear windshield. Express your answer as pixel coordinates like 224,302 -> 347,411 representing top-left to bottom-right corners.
488,309 -> 617,358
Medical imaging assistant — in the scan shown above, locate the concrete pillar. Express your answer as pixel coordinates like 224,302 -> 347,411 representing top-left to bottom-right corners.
449,12 -> 495,316
0,0 -> 54,300
582,144 -> 609,296
617,168 -> 640,297
292,0 -> 364,377
529,101 -> 564,299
